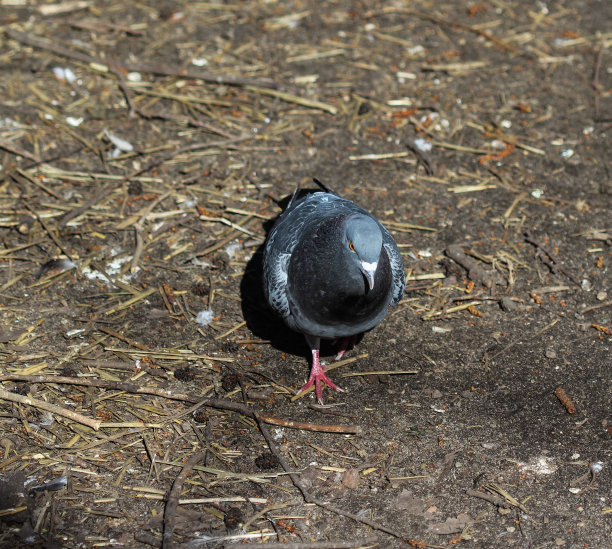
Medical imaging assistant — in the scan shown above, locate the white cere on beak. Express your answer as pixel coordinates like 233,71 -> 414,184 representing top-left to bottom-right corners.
360,260 -> 378,290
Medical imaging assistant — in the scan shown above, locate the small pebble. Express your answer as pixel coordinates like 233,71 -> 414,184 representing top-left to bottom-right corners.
53,66 -> 76,83
500,296 -> 519,312
65,116 -> 83,127
590,462 -> 603,474
596,290 -> 607,301
414,138 -> 432,152
545,348 -> 557,359
581,278 -> 592,291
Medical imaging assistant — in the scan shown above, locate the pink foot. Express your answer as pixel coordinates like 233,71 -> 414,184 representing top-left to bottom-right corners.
335,334 -> 357,361
299,349 -> 344,404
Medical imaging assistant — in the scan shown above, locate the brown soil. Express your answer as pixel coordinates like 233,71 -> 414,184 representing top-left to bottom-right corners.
1,1 -> 610,548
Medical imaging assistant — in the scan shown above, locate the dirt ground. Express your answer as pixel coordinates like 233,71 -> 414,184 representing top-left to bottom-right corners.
1,1 -> 611,548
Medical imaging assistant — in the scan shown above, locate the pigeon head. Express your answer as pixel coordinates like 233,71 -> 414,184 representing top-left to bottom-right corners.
344,214 -> 383,291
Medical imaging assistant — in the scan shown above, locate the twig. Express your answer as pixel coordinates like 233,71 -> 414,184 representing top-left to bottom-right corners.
59,134 -> 252,226
554,387 -> 576,414
483,483 -> 527,512
0,374 -> 358,434
405,142 -> 434,175
424,300 -> 482,320
245,85 -> 337,115
483,318 -> 560,364
194,219 -> 254,258
162,449 -> 207,549
214,321 -> 247,340
258,415 -> 361,435
241,537 -> 379,549
98,326 -> 149,350
0,374 -> 199,402
104,288 -> 157,315
349,151 -> 410,161
0,382 -> 400,541
466,489 -> 510,510
524,231 -> 581,286
0,387 -> 101,431
365,8 -> 533,58
382,221 -> 437,232
199,215 -> 258,236
4,28 -> 278,89
0,139 -> 40,162
341,370 -> 418,378
14,168 -> 63,199
592,43 -> 604,119
254,418 -> 406,541
23,203 -> 76,263
116,76 -> 138,118
446,245 -> 501,288
242,502 -> 296,532
580,300 -> 612,314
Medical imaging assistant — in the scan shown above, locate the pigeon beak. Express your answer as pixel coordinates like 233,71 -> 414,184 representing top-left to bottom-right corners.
360,260 -> 377,290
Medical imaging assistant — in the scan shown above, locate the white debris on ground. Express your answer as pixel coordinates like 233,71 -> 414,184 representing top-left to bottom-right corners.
195,309 -> 215,326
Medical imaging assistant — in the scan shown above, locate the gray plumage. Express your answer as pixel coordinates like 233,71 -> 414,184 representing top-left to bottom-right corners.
263,185 -> 405,403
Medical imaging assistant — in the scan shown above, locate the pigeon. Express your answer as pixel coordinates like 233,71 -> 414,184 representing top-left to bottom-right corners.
263,179 -> 405,403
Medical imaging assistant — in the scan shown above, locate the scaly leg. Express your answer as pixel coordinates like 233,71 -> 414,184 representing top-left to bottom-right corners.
334,334 -> 357,361
299,335 -> 344,404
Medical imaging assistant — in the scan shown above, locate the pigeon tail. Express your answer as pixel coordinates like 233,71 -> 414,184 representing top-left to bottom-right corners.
299,336 -> 344,404
286,182 -> 302,210
312,177 -> 333,193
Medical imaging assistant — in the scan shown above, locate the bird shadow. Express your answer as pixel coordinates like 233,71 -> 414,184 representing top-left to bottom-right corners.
239,237 -> 306,358
239,189 -> 355,362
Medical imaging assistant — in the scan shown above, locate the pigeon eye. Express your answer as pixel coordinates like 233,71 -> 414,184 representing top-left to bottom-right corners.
349,241 -> 355,251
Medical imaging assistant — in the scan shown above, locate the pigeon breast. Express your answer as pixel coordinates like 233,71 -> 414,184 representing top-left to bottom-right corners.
286,214 -> 393,338
263,191 -> 405,340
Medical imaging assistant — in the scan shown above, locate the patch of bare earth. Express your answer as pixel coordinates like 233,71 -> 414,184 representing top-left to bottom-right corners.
0,1 -> 610,547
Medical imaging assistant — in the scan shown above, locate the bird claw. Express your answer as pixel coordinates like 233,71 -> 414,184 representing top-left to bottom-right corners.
299,365 -> 344,405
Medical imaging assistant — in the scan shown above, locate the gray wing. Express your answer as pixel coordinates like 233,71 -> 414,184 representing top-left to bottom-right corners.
382,231 -> 406,306
263,246 -> 291,319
